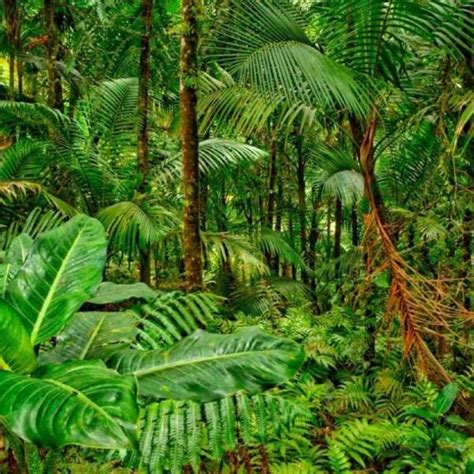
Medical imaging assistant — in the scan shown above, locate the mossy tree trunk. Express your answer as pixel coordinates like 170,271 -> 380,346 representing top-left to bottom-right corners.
44,0 -> 63,111
180,0 -> 204,291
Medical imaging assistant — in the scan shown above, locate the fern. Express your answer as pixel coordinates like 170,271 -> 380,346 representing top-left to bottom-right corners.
327,440 -> 351,473
133,291 -> 222,349
131,393 -> 313,473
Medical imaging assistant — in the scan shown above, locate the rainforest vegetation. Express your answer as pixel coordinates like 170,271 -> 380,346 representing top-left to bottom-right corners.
0,0 -> 472,473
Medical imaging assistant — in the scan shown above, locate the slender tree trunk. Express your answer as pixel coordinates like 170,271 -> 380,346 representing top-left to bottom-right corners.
309,188 -> 320,311
326,200 -> 332,263
180,0 -> 203,291
351,205 -> 359,246
334,198 -> 342,277
265,139 -> 277,229
288,211 -> 296,279
296,135 -> 308,283
4,0 -> 20,100
44,0 -> 63,110
272,178 -> 283,274
351,114 -> 386,367
462,206 -> 472,310
137,0 -> 153,285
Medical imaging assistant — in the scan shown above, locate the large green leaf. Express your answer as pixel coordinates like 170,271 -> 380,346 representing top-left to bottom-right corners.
433,383 -> 458,416
39,312 -> 137,365
87,282 -> 157,305
110,327 -> 304,402
0,234 -> 33,297
0,361 -> 138,449
0,300 -> 37,373
5,215 -> 107,344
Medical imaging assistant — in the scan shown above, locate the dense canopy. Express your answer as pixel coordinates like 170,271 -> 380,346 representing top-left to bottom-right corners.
0,0 -> 472,472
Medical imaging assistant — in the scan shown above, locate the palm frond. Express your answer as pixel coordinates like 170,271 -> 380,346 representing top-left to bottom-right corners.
210,0 -> 369,115
97,201 -> 179,258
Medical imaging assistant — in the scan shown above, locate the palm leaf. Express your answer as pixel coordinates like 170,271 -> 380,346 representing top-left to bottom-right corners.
211,0 -> 369,114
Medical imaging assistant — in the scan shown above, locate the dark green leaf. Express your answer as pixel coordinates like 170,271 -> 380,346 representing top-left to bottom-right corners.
0,360 -> 138,449
5,215 -> 107,344
110,327 -> 305,402
87,282 -> 157,305
0,300 -> 37,373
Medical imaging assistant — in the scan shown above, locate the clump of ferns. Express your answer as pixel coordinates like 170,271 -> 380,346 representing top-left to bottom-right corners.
123,392 -> 315,474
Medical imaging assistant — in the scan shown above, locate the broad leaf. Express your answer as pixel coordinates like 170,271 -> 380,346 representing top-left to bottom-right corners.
110,327 -> 305,402
0,300 -> 37,373
0,361 -> 138,449
5,215 -> 107,344
39,311 -> 137,365
87,282 -> 157,305
433,383 -> 458,416
0,234 -> 33,297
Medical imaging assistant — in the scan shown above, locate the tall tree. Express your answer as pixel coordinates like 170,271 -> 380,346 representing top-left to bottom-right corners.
296,135 -> 308,283
137,0 -> 153,285
4,0 -> 20,99
44,0 -> 63,110
180,0 -> 203,291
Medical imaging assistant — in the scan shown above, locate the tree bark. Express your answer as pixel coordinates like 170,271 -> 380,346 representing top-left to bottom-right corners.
309,188 -> 320,311
137,0 -> 153,285
265,139 -> 277,229
273,178 -> 283,274
180,0 -> 204,291
44,0 -> 63,110
334,197 -> 342,277
4,0 -> 20,100
462,205 -> 472,310
296,134 -> 308,283
351,205 -> 359,247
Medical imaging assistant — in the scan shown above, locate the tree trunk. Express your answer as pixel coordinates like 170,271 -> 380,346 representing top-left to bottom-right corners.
462,206 -> 472,310
296,135 -> 308,283
265,139 -> 277,229
309,188 -> 320,311
288,212 -> 296,279
180,0 -> 203,291
351,205 -> 359,246
4,0 -> 20,100
334,198 -> 342,277
273,178 -> 283,274
137,0 -> 153,285
44,0 -> 63,110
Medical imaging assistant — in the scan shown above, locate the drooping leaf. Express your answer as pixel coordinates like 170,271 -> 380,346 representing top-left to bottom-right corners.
5,215 -> 107,344
110,327 -> 305,402
39,312 -> 138,365
87,282 -> 157,305
0,300 -> 37,373
0,360 -> 138,449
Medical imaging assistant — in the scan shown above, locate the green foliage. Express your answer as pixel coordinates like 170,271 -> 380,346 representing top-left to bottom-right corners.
110,327 -> 305,402
87,282 -> 158,305
128,393 -> 313,473
0,360 -> 139,449
5,214 -> 107,344
39,311 -> 138,365
0,217 -> 303,457
0,300 -> 36,373
133,291 -> 221,348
